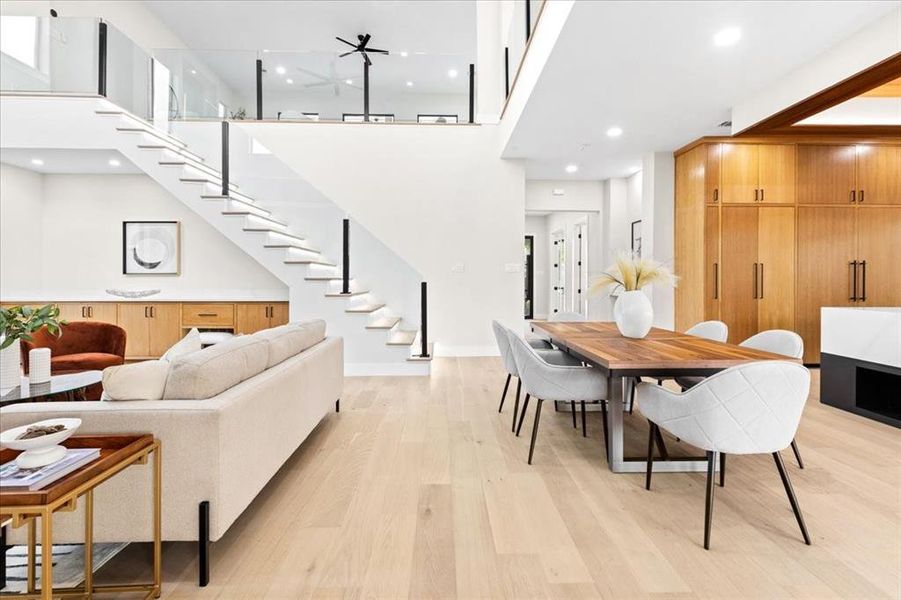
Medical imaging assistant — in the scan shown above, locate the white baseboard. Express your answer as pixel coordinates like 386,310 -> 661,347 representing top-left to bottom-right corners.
345,362 -> 430,377
434,344 -> 500,357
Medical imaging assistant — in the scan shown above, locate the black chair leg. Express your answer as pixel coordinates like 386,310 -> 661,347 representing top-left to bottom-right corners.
499,373 -> 511,413
719,453 -> 726,487
199,501 -> 210,586
511,379 -> 521,432
790,439 -> 805,469
773,452 -> 812,545
335,398 -> 340,412
527,399 -> 545,464
704,451 -> 716,550
654,426 -> 669,459
571,401 -> 577,428
628,378 -> 637,414
516,394 -> 531,436
581,400 -> 587,437
601,401 -> 609,462
645,422 -> 656,490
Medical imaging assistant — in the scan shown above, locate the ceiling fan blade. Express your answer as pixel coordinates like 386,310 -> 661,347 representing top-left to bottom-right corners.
339,50 -> 357,58
303,80 -> 332,88
366,47 -> 389,54
335,37 -> 358,48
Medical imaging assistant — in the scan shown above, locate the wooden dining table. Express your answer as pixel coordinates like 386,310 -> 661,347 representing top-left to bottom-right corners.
530,321 -> 798,474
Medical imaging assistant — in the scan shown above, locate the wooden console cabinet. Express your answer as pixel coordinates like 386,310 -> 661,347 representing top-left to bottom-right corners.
675,138 -> 901,363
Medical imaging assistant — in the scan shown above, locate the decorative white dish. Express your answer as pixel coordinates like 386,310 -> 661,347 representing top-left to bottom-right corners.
0,418 -> 82,468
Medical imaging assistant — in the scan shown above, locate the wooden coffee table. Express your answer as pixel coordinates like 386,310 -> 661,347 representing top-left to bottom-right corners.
0,434 -> 161,599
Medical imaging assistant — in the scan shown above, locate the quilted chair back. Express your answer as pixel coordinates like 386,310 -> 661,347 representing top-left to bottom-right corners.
740,330 -> 804,359
492,320 -> 518,376
639,361 -> 810,455
686,320 -> 728,342
551,311 -> 587,322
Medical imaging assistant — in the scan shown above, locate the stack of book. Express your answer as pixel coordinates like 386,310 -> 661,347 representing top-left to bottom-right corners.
0,448 -> 100,491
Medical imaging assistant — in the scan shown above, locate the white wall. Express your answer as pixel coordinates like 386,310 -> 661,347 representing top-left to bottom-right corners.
641,152 -> 675,329
524,214 -> 548,318
0,164 -> 286,300
241,122 -> 525,356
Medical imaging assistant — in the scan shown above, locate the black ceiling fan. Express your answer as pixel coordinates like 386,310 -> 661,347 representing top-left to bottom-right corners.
335,34 -> 389,66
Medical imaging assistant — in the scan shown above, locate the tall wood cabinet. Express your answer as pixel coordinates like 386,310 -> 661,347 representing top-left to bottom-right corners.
675,139 -> 900,363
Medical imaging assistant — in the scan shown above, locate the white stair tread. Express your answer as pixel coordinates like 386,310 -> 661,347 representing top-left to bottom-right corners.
264,241 -> 318,252
137,144 -> 206,163
284,258 -> 336,266
387,330 -> 418,346
180,176 -> 239,190
366,316 -> 401,329
116,126 -> 188,147
408,343 -> 434,361
346,303 -> 385,313
305,275 -> 344,281
325,290 -> 369,297
244,226 -> 303,238
242,214 -> 288,228
201,194 -> 264,211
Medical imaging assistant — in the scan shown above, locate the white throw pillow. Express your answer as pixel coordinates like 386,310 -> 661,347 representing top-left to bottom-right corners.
162,327 -> 201,362
102,360 -> 170,401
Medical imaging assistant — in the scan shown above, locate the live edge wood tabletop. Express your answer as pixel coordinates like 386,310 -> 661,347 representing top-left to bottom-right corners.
0,434 -> 161,600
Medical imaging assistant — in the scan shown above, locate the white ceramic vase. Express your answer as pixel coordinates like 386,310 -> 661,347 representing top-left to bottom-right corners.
29,347 -> 52,383
613,290 -> 654,339
1,338 -> 23,389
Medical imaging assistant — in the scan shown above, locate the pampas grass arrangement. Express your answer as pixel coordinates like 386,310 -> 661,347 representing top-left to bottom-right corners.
590,251 -> 677,293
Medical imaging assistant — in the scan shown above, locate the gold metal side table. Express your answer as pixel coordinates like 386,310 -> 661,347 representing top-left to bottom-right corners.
0,434 -> 161,599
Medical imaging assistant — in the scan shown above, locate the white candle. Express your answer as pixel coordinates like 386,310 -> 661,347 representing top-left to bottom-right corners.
29,348 -> 52,384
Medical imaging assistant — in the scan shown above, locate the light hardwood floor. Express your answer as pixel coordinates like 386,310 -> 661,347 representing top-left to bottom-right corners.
100,358 -> 900,599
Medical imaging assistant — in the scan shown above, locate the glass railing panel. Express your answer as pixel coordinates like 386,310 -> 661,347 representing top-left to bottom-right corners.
0,16 -> 98,94
105,23 -> 152,119
259,51 -> 362,122
154,49 -> 257,120
367,52 -> 470,124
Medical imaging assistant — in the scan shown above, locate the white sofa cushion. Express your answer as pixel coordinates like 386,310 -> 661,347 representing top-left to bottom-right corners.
163,335 -> 269,400
161,327 -> 201,361
101,359 -> 170,401
253,320 -> 326,368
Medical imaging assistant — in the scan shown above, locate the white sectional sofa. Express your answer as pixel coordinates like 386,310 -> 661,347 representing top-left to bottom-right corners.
0,320 -> 343,586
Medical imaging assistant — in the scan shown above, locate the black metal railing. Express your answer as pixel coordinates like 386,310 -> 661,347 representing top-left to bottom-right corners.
97,21 -> 108,97
419,281 -> 429,358
342,218 -> 350,294
221,121 -> 230,196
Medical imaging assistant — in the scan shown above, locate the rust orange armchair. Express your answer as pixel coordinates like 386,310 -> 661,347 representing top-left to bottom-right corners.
23,321 -> 127,399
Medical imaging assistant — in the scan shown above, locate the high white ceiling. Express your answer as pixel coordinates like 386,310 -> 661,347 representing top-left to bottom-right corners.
504,1 -> 900,180
143,0 -> 476,56
0,149 -> 141,174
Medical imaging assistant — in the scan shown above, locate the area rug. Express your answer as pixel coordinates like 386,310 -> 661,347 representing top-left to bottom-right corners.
1,543 -> 127,593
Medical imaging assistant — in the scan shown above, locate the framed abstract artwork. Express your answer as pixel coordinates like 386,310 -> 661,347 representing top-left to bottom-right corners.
631,220 -> 642,258
122,221 -> 181,275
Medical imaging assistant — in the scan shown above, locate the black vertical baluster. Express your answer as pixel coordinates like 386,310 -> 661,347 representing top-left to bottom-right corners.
525,0 -> 532,41
420,281 -> 429,358
221,121 -> 229,197
256,59 -> 263,120
98,22 -> 108,97
342,218 -> 350,295
468,64 -> 475,124
504,47 -> 510,98
363,60 -> 370,122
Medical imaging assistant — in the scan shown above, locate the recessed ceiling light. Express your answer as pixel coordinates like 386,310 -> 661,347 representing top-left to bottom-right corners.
606,126 -> 623,137
406,81 -> 413,87
345,78 -> 353,85
399,51 -> 408,57
448,69 -> 458,78
109,158 -> 121,167
275,66 -> 286,75
286,78 -> 293,84
713,27 -> 741,47
30,158 -> 44,166
262,49 -> 270,53
565,164 -> 579,174
190,69 -> 197,75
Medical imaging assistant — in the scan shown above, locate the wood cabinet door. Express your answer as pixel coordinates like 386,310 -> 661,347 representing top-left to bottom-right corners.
797,145 -> 857,205
720,207 -> 759,344
703,206 -> 720,321
147,303 -> 182,357
118,304 -> 150,358
674,148 -> 707,331
758,145 -> 796,204
720,144 -> 759,204
269,303 -> 289,327
87,303 -> 119,324
857,145 -> 901,205
757,207 -> 795,331
57,303 -> 89,323
235,303 -> 271,334
705,143 -> 722,204
796,207 -> 857,363
856,207 -> 901,306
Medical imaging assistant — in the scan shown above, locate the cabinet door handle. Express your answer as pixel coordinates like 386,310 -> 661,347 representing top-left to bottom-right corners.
860,260 -> 867,302
713,189 -> 718,203
81,306 -> 87,318
713,263 -> 719,299
760,189 -> 765,202
758,263 -> 764,299
198,313 -> 218,317
144,306 -> 149,318
753,263 -> 758,298
150,306 -> 155,318
849,261 -> 858,301
754,189 -> 759,202
850,190 -> 856,203
859,189 -> 864,203
88,306 -> 93,318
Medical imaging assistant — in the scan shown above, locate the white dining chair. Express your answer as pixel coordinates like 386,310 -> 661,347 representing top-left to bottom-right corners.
638,361 -> 812,550
527,310 -> 587,349
492,321 -> 582,433
505,329 -> 609,464
675,329 -> 806,471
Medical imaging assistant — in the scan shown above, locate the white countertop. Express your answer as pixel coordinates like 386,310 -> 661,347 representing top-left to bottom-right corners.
821,307 -> 901,368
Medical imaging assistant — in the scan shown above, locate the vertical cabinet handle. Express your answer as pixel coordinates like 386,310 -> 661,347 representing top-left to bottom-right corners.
753,263 -> 758,299
88,306 -> 93,318
849,261 -> 858,301
754,189 -> 759,202
82,306 -> 87,318
150,306 -> 155,318
759,264 -> 764,299
713,189 -> 718,203
713,263 -> 719,299
144,306 -> 149,318
760,189 -> 765,202
860,260 -> 867,302
859,189 -> 864,203
850,190 -> 856,203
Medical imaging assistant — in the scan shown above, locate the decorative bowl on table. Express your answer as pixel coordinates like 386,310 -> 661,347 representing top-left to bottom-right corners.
0,418 -> 82,468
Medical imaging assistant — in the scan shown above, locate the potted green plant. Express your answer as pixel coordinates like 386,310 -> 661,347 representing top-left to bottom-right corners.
0,305 -> 65,388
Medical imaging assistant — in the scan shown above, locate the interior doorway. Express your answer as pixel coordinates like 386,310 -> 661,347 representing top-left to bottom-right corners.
524,236 -> 534,319
574,221 -> 588,316
551,230 -> 566,314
